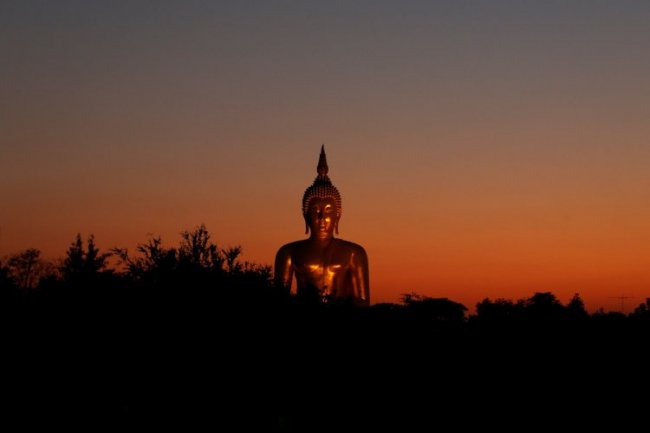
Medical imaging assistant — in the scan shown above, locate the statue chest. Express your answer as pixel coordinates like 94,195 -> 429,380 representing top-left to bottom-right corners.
292,251 -> 352,290
293,259 -> 349,278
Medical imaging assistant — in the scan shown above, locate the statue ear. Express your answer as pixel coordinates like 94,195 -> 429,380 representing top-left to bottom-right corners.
335,219 -> 339,235
304,215 -> 310,235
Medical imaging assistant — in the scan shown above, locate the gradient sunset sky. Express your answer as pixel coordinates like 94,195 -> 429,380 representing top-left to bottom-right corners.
2,1 -> 650,311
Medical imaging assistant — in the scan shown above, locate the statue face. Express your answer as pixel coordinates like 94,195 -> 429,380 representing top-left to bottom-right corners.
306,197 -> 339,239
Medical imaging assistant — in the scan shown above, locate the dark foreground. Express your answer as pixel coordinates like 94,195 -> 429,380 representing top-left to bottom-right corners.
4,287 -> 649,424
4,230 -> 647,425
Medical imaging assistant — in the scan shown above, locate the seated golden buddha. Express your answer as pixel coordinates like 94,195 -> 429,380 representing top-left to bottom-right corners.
274,146 -> 370,306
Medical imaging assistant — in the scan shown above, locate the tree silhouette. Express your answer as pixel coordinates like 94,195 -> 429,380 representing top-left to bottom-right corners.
0,259 -> 11,282
111,225 -> 273,303
525,292 -> 565,320
61,234 -> 109,282
178,224 -> 223,271
0,258 -> 17,299
566,293 -> 588,320
475,292 -> 592,323
631,298 -> 650,319
400,292 -> 467,322
7,249 -> 50,289
223,246 -> 243,274
112,236 -> 177,283
475,298 -> 524,322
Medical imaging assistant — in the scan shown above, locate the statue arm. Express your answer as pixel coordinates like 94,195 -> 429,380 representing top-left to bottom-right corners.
274,246 -> 293,294
351,247 -> 370,307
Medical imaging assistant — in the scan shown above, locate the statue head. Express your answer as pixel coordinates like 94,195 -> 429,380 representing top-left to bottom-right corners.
302,145 -> 342,236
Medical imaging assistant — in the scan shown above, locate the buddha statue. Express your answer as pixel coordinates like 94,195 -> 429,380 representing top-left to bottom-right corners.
274,146 -> 370,306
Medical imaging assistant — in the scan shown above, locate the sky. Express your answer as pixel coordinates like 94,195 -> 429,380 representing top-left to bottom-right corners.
2,1 -> 650,312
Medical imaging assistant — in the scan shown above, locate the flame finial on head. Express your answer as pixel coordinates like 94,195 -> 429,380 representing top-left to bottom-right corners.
317,144 -> 328,178
302,145 -> 342,220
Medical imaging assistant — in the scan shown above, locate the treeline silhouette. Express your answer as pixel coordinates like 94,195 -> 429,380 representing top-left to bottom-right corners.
3,224 -> 648,324
2,225 -> 649,420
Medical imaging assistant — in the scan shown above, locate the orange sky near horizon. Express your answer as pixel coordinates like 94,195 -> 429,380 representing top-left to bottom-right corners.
2,1 -> 650,312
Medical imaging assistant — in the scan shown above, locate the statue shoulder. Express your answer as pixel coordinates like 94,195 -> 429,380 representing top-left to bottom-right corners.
276,240 -> 308,256
335,239 -> 368,257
